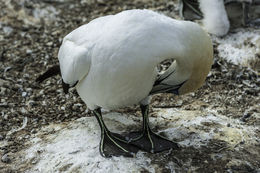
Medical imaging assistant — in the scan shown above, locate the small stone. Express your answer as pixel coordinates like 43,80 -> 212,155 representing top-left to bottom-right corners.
31,129 -> 37,134
24,135 -> 30,139
46,42 -> 53,46
0,87 -> 6,94
1,154 -> 11,163
26,49 -> 33,54
0,135 -> 4,140
3,26 -> 13,35
176,100 -> 183,106
0,79 -> 7,86
241,112 -> 252,122
22,92 -> 27,97
3,114 -> 8,120
31,157 -> 38,164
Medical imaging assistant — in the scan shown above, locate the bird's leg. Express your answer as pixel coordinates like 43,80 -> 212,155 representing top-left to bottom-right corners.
126,105 -> 179,153
227,0 -> 260,27
179,0 -> 203,21
93,108 -> 139,157
242,1 -> 260,27
242,2 -> 250,26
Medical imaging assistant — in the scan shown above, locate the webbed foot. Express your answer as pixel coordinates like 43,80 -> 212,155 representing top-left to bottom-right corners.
93,108 -> 139,157
99,130 -> 139,157
126,129 -> 180,153
123,105 -> 180,153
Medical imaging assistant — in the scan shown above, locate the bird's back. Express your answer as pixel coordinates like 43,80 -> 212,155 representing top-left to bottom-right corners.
63,9 -> 194,64
59,9 -> 210,109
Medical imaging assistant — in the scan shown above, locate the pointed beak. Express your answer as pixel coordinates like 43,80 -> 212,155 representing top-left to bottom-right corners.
62,80 -> 70,94
61,80 -> 78,94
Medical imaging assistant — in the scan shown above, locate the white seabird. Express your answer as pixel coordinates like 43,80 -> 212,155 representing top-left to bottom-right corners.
199,0 -> 230,36
179,0 -> 260,36
37,9 -> 213,157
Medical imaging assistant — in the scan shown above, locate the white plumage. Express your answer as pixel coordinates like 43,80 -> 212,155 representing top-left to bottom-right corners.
199,0 -> 230,36
58,9 -> 213,110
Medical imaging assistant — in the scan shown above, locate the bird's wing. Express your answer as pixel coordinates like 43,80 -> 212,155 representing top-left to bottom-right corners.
150,76 -> 185,95
150,62 -> 187,95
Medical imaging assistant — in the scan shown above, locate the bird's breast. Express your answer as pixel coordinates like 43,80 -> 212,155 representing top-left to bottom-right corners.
76,58 -> 157,110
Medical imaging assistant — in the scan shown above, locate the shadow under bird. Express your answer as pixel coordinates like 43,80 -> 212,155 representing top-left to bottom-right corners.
36,9 -> 213,157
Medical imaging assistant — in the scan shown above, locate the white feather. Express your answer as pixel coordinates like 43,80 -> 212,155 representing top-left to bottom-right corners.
199,0 -> 230,36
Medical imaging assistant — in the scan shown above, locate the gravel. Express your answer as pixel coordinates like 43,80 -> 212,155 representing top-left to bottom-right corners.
0,0 -> 259,172
1,154 -> 11,164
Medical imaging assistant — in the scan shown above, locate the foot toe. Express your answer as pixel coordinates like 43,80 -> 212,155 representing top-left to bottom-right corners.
100,132 -> 139,158
124,131 -> 180,153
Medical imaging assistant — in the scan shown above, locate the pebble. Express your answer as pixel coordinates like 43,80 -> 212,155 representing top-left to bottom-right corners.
26,49 -> 33,54
46,42 -> 53,46
22,92 -> 27,97
0,135 -> 3,140
0,79 -> 7,86
1,154 -> 11,163
241,112 -> 252,122
31,129 -> 37,134
3,114 -> 8,120
0,87 -> 6,94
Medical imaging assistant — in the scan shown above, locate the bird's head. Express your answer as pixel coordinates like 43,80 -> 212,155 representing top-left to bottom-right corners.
58,38 -> 91,92
177,26 -> 214,95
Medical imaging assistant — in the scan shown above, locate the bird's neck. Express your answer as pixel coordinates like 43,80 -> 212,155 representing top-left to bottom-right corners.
177,49 -> 213,95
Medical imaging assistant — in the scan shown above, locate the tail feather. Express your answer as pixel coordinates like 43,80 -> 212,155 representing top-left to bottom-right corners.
36,65 -> 60,83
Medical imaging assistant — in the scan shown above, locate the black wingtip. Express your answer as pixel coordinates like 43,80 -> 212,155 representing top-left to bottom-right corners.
36,65 -> 60,83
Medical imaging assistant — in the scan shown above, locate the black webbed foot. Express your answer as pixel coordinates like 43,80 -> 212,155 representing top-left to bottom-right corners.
99,131 -> 139,157
123,105 -> 180,153
125,129 -> 180,153
93,108 -> 139,157
93,105 -> 180,157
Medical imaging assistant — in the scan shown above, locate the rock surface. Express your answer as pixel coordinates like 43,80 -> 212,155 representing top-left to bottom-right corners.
22,110 -> 259,172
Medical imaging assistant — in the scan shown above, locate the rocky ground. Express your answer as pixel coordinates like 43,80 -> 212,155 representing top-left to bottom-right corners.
0,0 -> 259,172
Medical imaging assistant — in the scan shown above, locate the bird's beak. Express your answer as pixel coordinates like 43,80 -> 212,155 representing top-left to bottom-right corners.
62,80 -> 78,94
62,80 -> 70,94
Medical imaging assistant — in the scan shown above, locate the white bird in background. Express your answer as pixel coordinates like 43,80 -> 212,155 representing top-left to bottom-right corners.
179,0 -> 260,36
37,9 -> 213,157
198,0 -> 230,36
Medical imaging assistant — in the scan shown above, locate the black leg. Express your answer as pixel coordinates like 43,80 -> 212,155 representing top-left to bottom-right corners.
179,0 -> 203,21
242,1 -> 260,27
242,2 -> 250,26
93,108 -> 139,157
126,105 -> 180,153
